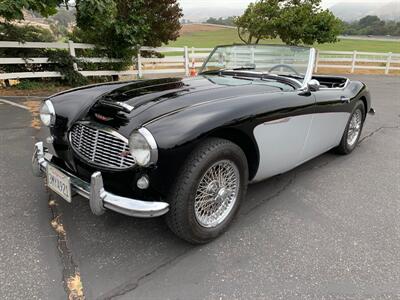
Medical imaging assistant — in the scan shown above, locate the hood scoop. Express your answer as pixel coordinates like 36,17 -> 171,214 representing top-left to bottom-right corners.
97,99 -> 134,113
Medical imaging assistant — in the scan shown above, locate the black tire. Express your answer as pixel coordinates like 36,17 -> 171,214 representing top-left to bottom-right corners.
335,100 -> 365,155
166,138 -> 248,244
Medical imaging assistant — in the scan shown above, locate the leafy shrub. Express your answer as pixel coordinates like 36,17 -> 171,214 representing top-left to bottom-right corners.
0,23 -> 86,87
47,50 -> 88,86
0,23 -> 56,75
14,80 -> 54,90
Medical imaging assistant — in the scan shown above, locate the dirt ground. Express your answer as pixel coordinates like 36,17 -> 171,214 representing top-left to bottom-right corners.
0,86 -> 71,97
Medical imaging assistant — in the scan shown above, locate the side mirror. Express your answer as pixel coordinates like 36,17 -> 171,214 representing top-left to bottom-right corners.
307,79 -> 320,92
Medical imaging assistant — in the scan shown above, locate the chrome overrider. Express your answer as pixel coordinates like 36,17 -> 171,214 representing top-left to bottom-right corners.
32,141 -> 170,218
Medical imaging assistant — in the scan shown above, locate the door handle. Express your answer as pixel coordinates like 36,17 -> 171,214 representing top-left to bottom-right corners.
340,96 -> 351,103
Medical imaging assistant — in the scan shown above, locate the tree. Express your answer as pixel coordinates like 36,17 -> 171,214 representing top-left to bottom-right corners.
206,17 -> 236,26
342,16 -> 400,37
1,0 -> 183,60
74,0 -> 182,60
235,0 -> 342,45
359,15 -> 381,27
236,0 -> 281,44
0,0 -> 68,21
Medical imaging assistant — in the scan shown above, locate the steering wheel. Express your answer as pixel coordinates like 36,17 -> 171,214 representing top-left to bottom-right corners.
268,64 -> 300,76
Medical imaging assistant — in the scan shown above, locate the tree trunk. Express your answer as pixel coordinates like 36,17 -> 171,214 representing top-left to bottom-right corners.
237,27 -> 247,44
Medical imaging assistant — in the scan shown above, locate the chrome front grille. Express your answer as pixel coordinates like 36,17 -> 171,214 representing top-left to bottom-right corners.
69,123 -> 135,169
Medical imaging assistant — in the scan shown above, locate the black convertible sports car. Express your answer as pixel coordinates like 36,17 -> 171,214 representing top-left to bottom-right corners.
32,45 -> 374,243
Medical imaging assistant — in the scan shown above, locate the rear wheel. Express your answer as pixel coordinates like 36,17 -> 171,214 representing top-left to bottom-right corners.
335,101 -> 365,154
166,138 -> 248,244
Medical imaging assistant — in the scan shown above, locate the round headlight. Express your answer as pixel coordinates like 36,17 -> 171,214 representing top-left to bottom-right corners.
129,128 -> 158,167
39,100 -> 56,127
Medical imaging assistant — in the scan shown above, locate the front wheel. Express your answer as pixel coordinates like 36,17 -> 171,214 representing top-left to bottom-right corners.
166,138 -> 248,244
335,100 -> 365,154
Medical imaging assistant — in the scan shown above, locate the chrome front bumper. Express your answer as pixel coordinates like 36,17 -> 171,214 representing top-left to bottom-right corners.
32,142 -> 169,218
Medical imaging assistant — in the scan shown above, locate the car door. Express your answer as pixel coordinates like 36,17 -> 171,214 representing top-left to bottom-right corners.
252,91 -> 316,182
300,88 -> 351,162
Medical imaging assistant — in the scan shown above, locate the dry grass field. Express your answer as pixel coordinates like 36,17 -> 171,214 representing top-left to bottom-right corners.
179,23 -> 230,34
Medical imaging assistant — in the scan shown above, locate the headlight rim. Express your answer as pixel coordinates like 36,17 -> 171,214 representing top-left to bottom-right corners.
40,100 -> 56,127
129,127 -> 158,167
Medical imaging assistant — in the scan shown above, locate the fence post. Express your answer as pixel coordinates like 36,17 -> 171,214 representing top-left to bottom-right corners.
184,46 -> 189,77
137,51 -> 143,79
351,50 -> 357,73
68,40 -> 78,71
314,49 -> 320,73
385,52 -> 392,75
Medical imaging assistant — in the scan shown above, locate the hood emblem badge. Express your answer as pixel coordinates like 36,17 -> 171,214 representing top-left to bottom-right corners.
95,113 -> 113,122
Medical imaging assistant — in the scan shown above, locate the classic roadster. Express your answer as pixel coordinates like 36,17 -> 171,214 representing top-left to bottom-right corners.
32,45 -> 373,243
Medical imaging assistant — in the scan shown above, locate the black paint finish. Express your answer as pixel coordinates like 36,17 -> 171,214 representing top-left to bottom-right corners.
46,73 -> 371,200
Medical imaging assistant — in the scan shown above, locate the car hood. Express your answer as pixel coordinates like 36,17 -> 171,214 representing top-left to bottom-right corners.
50,75 -> 283,136
88,75 -> 281,125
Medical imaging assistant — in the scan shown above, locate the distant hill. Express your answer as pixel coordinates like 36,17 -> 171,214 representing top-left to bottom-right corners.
329,1 -> 400,21
183,1 -> 399,22
22,8 -> 76,28
374,1 -> 400,21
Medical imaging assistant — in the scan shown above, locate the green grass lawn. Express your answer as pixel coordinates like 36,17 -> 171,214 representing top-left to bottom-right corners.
168,28 -> 400,53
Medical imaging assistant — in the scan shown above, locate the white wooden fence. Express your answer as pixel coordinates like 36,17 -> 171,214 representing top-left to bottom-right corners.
0,41 -> 399,81
315,50 -> 400,74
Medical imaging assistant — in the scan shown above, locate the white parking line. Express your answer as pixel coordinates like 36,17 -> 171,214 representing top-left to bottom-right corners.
0,98 -> 29,110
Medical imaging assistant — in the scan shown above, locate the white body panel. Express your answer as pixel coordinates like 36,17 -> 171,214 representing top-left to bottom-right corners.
301,112 -> 350,162
252,112 -> 350,182
252,115 -> 312,181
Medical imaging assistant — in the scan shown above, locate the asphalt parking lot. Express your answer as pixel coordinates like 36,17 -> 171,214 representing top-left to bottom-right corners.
0,75 -> 399,299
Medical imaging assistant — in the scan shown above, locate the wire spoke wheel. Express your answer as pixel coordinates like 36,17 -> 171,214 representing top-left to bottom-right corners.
347,109 -> 363,147
194,160 -> 240,228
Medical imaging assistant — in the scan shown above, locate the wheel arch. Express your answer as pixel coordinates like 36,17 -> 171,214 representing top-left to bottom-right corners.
359,96 -> 368,119
208,128 -> 259,181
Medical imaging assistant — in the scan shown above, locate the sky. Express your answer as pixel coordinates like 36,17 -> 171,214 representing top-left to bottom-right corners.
179,0 -> 393,9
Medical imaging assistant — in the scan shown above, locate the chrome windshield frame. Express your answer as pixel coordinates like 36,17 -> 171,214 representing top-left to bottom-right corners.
200,44 -> 316,90
300,47 -> 316,90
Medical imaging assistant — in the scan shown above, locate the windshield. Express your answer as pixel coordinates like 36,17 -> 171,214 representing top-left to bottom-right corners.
200,45 -> 314,86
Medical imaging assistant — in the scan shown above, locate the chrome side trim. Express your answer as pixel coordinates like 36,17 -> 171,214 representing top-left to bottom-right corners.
263,117 -> 292,125
32,142 -> 169,218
